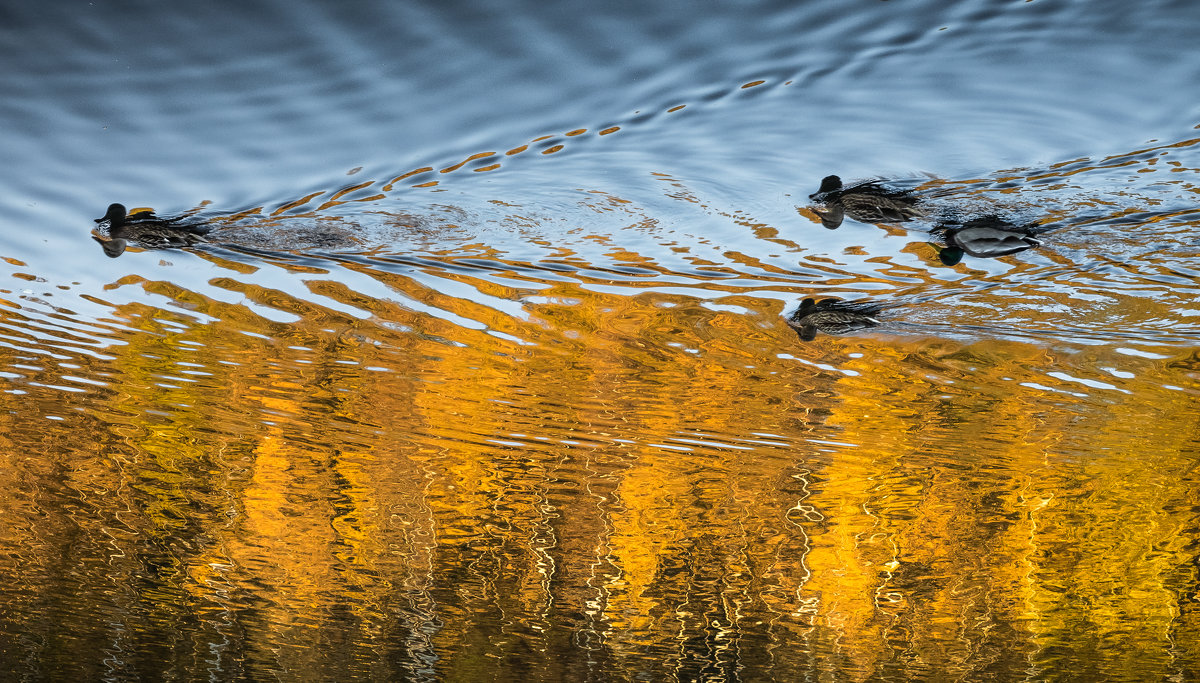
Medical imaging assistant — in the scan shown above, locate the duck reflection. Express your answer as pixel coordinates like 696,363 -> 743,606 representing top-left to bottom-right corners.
787,297 -> 883,341
931,214 -> 1042,265
807,175 -> 924,229
92,203 -> 210,258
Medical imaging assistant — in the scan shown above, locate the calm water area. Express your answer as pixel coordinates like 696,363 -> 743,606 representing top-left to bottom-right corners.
3,0 -> 1200,679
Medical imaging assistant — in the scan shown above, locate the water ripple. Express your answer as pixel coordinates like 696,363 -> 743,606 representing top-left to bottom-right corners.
4,0 -> 1200,678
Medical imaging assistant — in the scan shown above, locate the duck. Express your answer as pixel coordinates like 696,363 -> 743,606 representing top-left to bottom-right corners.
787,297 -> 883,341
93,203 -> 210,258
807,175 -> 924,229
932,214 -> 1042,265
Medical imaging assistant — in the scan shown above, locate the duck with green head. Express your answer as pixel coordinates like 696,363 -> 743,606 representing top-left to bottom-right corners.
807,175 -> 924,229
931,214 -> 1042,265
93,203 -> 211,257
787,297 -> 884,341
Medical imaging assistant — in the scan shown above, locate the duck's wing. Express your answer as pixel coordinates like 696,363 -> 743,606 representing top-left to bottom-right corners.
114,206 -> 214,235
838,180 -> 891,195
815,298 -> 885,317
807,310 -> 880,335
839,194 -> 922,224
877,199 -> 924,222
953,228 -> 1040,258
961,214 -> 1042,234
114,224 -> 209,249
148,231 -> 207,249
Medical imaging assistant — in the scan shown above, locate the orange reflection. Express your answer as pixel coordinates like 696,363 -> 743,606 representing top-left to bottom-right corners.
2,245 -> 1200,680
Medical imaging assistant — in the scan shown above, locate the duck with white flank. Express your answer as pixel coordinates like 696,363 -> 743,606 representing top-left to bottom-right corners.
932,214 -> 1043,265
807,175 -> 924,229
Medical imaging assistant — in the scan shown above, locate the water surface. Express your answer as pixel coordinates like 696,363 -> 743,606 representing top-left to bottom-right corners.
2,0 -> 1200,680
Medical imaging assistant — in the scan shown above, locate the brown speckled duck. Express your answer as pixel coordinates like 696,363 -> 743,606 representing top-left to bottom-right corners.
808,175 -> 924,229
93,203 -> 210,257
787,297 -> 884,341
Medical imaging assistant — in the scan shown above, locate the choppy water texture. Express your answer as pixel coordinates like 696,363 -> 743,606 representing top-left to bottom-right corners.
3,0 -> 1200,680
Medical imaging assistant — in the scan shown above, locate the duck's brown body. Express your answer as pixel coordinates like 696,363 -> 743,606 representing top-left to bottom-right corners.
93,203 -> 210,257
808,175 -> 923,229
787,297 -> 883,341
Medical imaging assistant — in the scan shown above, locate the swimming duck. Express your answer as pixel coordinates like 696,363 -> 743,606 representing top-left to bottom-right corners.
787,297 -> 883,341
808,175 -> 924,229
93,203 -> 210,258
932,215 -> 1042,265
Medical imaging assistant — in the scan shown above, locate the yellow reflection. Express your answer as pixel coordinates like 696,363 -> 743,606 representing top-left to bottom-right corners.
2,259 -> 1200,679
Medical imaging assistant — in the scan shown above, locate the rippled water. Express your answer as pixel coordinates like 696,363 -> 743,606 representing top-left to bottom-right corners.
3,0 -> 1200,680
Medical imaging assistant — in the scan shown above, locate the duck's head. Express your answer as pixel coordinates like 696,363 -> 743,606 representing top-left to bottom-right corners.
809,175 -> 843,200
929,241 -> 965,266
795,324 -> 819,342
92,234 -> 129,258
812,203 -> 845,229
792,297 -> 843,321
95,203 -> 127,226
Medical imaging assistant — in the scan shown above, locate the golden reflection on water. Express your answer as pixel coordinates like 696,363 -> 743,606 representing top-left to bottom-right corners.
2,251 -> 1200,679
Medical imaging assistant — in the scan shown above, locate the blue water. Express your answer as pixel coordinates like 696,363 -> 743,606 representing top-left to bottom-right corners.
3,0 -> 1200,679
4,0 -> 1198,345
5,1 -> 1197,235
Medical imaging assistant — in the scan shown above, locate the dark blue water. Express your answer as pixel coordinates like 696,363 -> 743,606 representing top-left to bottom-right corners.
3,0 -> 1200,680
